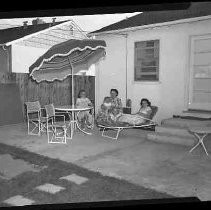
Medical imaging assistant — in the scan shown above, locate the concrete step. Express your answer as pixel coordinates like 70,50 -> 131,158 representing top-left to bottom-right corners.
178,111 -> 211,119
183,109 -> 211,114
147,132 -> 196,146
155,125 -> 193,137
161,118 -> 211,129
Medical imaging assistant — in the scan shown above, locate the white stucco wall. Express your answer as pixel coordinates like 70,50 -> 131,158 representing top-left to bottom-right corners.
85,64 -> 95,76
95,18 -> 211,123
11,44 -> 47,73
95,35 -> 127,110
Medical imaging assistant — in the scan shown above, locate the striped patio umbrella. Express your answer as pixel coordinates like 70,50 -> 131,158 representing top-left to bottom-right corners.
29,39 -> 106,107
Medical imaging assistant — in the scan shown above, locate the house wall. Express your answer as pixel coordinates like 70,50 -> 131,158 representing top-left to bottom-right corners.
11,44 -> 47,73
95,18 -> 211,123
95,35 -> 127,110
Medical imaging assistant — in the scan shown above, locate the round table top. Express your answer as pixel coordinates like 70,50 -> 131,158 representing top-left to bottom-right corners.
55,105 -> 93,112
188,126 -> 211,133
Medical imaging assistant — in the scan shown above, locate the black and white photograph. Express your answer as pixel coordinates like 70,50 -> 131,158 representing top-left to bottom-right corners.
0,1 -> 210,209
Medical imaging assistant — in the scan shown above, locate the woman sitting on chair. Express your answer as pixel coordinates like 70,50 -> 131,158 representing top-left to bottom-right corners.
117,98 -> 152,125
134,98 -> 152,118
96,89 -> 123,125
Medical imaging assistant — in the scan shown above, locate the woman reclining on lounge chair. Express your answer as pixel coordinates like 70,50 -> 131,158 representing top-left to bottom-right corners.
117,98 -> 152,125
96,96 -> 152,126
96,98 -> 156,140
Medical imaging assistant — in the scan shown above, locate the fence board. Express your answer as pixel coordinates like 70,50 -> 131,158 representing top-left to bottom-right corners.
14,74 -> 95,116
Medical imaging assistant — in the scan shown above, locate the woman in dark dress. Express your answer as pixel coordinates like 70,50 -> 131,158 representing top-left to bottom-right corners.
96,89 -> 123,125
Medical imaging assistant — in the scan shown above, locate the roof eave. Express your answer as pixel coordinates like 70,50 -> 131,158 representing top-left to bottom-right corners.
3,20 -> 88,47
90,15 -> 211,36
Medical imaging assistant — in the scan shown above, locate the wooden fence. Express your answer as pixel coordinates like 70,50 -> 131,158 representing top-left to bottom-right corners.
15,73 -> 95,117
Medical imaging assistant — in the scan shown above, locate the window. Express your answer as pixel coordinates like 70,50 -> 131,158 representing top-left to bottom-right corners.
134,40 -> 159,81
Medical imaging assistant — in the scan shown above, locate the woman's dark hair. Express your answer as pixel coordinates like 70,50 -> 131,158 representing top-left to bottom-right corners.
140,98 -> 151,107
110,89 -> 119,96
78,89 -> 86,98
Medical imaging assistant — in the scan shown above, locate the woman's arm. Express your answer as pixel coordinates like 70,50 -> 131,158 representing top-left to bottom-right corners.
139,107 -> 152,118
132,107 -> 141,115
76,98 -> 80,106
138,112 -> 149,118
118,98 -> 123,108
116,98 -> 123,113
87,98 -> 93,106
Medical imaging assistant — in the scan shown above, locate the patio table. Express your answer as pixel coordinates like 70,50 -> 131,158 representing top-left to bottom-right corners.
55,105 -> 94,139
188,126 -> 211,156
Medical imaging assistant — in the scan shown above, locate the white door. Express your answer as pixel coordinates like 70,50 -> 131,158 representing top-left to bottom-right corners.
188,34 -> 211,111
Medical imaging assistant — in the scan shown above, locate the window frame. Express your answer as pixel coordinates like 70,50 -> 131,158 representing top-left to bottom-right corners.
134,39 -> 160,82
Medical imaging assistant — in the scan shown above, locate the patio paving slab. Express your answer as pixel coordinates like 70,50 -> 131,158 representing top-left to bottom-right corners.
35,183 -> 66,194
1,123 -> 211,201
59,174 -> 89,185
3,195 -> 35,206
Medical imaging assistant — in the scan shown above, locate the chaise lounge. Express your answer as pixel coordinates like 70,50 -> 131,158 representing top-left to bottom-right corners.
97,105 -> 158,140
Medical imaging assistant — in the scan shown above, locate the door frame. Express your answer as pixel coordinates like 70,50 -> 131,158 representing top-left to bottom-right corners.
188,33 -> 211,111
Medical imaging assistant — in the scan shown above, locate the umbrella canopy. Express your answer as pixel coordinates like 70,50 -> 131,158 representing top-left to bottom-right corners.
29,38 -> 106,107
29,39 -> 106,82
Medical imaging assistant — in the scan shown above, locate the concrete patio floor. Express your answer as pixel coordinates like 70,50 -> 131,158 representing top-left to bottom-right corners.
0,123 -> 211,201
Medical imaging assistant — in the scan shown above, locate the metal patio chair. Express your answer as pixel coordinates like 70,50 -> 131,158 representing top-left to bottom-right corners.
25,101 -> 44,136
45,104 -> 69,144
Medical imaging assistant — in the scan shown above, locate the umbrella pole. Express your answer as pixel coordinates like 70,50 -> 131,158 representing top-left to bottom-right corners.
72,67 -> 74,108
67,56 -> 74,108
68,57 -> 75,130
71,67 -> 75,129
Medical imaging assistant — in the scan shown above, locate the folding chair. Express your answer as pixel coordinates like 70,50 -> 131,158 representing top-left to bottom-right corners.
45,104 -> 69,144
25,101 -> 42,136
40,108 -> 48,133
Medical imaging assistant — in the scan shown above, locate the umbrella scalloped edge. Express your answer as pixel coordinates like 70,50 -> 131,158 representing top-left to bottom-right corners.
30,45 -> 106,77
